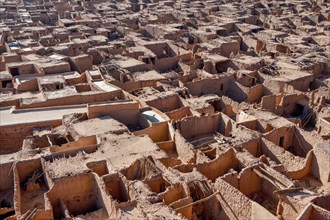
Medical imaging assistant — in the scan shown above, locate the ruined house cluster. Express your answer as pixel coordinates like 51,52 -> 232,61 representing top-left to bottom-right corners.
0,0 -> 329,219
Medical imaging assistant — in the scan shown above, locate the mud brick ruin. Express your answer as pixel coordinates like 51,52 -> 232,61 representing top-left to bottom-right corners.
0,0 -> 329,219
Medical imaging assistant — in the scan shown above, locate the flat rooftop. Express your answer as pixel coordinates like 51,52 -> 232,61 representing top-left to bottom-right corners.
0,105 -> 87,126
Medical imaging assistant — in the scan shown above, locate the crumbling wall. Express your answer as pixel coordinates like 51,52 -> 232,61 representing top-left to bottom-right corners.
119,80 -> 158,92
238,166 -> 261,196
127,62 -> 154,73
86,160 -> 109,177
0,120 -> 62,155
215,178 -> 252,219
103,173 -> 129,203
69,55 -> 92,73
227,80 -> 248,103
251,201 -> 277,220
317,117 -> 330,138
14,158 -> 44,215
166,107 -> 193,121
28,135 -> 50,149
286,75 -> 314,92
260,137 -> 311,175
218,112 -> 234,136
311,142 -> 330,185
15,158 -> 42,187
280,197 -> 310,220
196,148 -> 239,182
41,63 -> 71,74
237,119 -> 258,132
260,177 -> 278,203
174,113 -> 222,139
0,162 -> 14,191
120,157 -> 162,181
170,196 -> 193,220
216,96 -> 238,117
144,42 -> 168,57
159,183 -> 187,205
246,84 -> 263,103
262,79 -> 296,95
145,176 -> 169,194
287,150 -> 313,180
260,138 -> 282,164
280,94 -> 306,116
263,126 -> 294,150
157,140 -> 176,155
134,122 -> 170,143
20,91 -> 122,109
0,98 -> 20,108
185,77 -> 232,97
155,56 -> 180,72
146,94 -> 183,112
309,205 -> 330,220
157,158 -> 182,168
261,95 -> 277,112
174,130 -> 195,164
0,161 -> 15,217
221,171 -> 239,189
65,72 -> 87,85
13,165 -> 22,218
311,195 -> 330,211
46,173 -> 104,218
50,135 -> 97,153
216,41 -> 240,58
241,138 -> 260,157
87,102 -> 140,125
16,78 -> 39,92
292,127 -> 319,156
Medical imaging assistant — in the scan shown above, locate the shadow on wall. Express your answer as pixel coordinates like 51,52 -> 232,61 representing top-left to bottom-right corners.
46,173 -> 106,219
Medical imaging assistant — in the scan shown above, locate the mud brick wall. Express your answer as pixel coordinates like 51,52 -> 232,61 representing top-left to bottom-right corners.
0,120 -> 62,155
